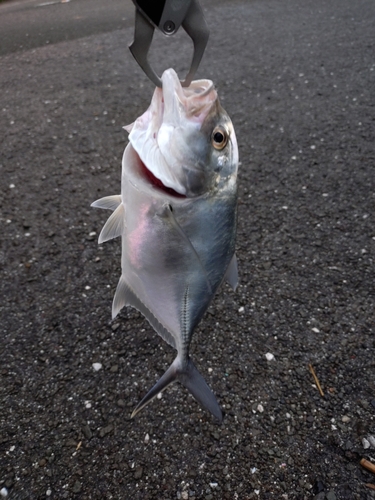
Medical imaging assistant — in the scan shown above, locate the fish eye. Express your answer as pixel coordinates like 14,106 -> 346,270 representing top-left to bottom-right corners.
211,127 -> 228,150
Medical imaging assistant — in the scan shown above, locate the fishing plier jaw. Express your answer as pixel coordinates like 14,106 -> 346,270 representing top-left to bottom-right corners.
130,0 -> 209,88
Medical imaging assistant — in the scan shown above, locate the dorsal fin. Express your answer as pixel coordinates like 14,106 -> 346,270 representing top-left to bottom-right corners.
98,203 -> 125,243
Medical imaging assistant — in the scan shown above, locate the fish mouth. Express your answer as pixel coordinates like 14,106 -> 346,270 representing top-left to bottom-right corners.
161,69 -> 217,124
136,151 -> 186,198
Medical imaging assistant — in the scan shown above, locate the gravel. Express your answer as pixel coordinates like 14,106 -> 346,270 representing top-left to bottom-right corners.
1,0 -> 375,498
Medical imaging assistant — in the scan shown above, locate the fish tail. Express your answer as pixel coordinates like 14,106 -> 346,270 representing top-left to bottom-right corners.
131,356 -> 223,423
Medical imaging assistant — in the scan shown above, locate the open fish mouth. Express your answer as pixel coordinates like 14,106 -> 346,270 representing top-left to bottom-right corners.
136,151 -> 187,198
126,69 -> 219,196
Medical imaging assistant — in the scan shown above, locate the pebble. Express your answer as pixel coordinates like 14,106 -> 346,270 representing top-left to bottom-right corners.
341,415 -> 350,423
134,466 -> 143,479
326,491 -> 337,500
99,424 -> 113,437
0,488 -> 8,498
265,353 -> 275,361
362,438 -> 370,449
92,362 -> 102,371
72,481 -> 82,493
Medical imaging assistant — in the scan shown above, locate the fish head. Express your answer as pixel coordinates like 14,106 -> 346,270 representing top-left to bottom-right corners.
127,68 -> 238,197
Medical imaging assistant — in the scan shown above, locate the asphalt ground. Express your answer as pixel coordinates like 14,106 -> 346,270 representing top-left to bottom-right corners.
1,0 -> 375,498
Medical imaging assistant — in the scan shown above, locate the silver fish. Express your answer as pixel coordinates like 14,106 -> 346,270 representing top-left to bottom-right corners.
92,69 -> 239,422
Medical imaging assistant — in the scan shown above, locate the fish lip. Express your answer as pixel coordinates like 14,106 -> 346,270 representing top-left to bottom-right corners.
161,69 -> 217,124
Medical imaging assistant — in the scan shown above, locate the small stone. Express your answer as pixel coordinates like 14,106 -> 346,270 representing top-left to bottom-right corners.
134,466 -> 143,479
314,493 -> 325,500
82,424 -> 92,440
181,492 -> 188,500
326,491 -> 337,500
257,404 -> 264,413
99,424 -> 114,437
265,353 -> 275,361
0,488 -> 8,498
342,415 -> 350,423
362,438 -> 370,449
72,481 -> 82,493
368,435 -> 375,448
117,399 -> 126,408
92,362 -> 102,371
144,433 -> 150,444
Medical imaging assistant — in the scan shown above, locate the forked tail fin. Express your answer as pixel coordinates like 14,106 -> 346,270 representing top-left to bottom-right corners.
131,356 -> 223,423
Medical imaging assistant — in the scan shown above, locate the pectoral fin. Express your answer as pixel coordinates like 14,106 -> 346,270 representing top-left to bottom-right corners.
91,195 -> 122,211
98,203 -> 125,243
224,253 -> 238,291
160,204 -> 212,294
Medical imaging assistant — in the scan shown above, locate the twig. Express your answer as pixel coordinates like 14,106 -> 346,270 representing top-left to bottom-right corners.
361,458 -> 375,475
308,364 -> 324,397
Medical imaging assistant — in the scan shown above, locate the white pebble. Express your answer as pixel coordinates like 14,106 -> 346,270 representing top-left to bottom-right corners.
84,401 -> 92,409
92,362 -> 102,371
238,306 -> 244,313
257,404 -> 264,413
312,327 -> 320,333
209,482 -> 218,489
144,433 -> 150,444
342,415 -> 350,423
46,489 -> 52,497
181,492 -> 188,500
362,438 -> 370,449
265,353 -> 275,361
368,435 -> 375,448
157,392 -> 162,399
0,488 -> 8,498
310,145 -> 316,150
9,184 -> 15,189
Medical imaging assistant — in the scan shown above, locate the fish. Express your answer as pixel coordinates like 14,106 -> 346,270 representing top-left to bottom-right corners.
91,68 -> 239,422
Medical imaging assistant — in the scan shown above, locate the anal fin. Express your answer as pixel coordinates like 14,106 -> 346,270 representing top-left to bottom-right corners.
112,276 -> 176,349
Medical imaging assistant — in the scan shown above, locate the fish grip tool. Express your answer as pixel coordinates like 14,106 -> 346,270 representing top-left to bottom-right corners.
130,0 -> 209,87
